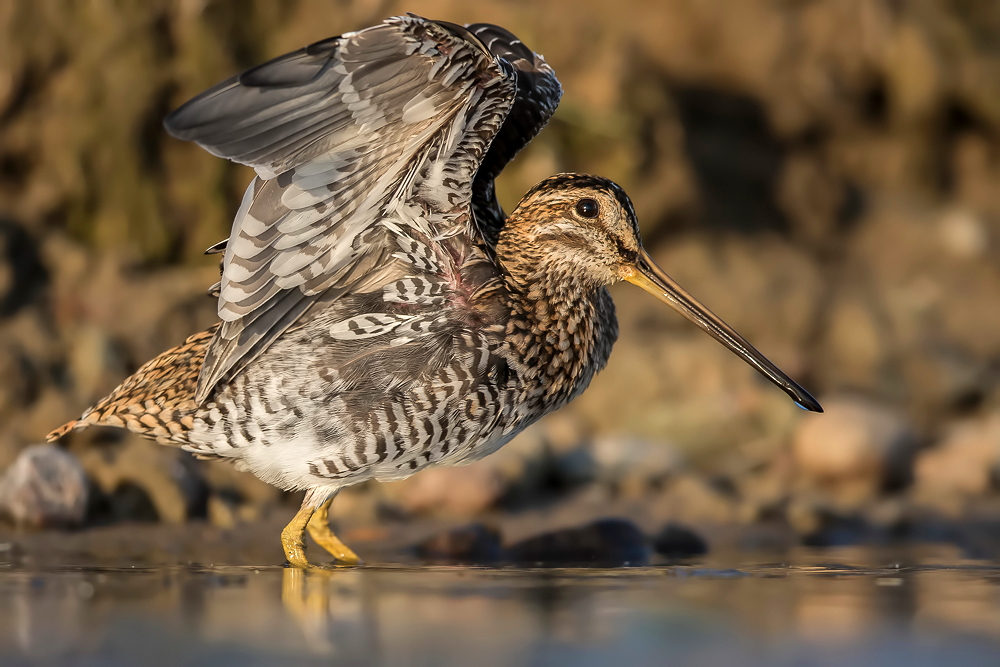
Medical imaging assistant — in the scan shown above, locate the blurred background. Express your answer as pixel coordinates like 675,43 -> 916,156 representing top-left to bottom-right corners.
1,0 -> 1000,560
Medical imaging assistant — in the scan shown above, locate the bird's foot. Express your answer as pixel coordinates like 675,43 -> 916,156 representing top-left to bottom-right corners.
281,504 -> 315,568
307,497 -> 363,566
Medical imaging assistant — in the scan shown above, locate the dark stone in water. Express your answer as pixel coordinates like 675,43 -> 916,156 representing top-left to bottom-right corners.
802,514 -> 873,548
652,523 -> 709,558
506,518 -> 650,567
415,523 -> 503,564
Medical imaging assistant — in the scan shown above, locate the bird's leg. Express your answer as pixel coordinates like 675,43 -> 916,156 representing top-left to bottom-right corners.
307,495 -> 362,565
281,502 -> 315,568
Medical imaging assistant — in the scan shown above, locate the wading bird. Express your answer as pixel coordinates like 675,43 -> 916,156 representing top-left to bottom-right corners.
49,15 -> 821,567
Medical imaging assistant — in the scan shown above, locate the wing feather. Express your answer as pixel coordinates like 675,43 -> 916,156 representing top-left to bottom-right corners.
466,23 -> 563,246
165,16 -> 559,403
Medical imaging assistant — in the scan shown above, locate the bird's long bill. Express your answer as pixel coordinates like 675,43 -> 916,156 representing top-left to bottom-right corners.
624,250 -> 823,413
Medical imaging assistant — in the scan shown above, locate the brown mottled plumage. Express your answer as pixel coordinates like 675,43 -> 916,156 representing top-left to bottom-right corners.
48,16 -> 820,568
48,327 -> 216,445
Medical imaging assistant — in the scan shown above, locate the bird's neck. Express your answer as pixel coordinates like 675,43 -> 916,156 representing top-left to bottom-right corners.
495,239 -> 619,408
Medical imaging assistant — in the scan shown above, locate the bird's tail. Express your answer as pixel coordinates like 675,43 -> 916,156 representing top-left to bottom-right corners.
47,325 -> 219,446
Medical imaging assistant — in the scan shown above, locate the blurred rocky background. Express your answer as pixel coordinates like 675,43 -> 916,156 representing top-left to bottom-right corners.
2,0 -> 1000,563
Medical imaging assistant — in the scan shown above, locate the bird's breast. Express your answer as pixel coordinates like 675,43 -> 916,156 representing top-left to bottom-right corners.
502,285 -> 618,414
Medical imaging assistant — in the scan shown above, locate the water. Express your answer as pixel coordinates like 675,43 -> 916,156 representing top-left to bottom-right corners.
2,553 -> 999,666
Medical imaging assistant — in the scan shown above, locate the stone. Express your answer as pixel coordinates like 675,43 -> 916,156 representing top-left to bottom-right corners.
380,463 -> 505,519
785,492 -> 880,546
199,459 -> 283,512
505,518 -> 650,567
73,435 -> 208,524
651,523 -> 709,558
791,395 -> 917,507
735,450 -> 794,523
938,208 -> 989,259
414,524 -> 503,565
590,435 -> 684,493
829,204 -> 1000,415
912,413 -> 1000,514
647,473 -> 738,525
550,446 -> 598,488
207,494 -> 239,530
0,444 -> 88,528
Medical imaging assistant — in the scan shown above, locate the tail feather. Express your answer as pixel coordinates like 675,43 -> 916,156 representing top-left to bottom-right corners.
45,420 -> 80,442
47,325 -> 219,445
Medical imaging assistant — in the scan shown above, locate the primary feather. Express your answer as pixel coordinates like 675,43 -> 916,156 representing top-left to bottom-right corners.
162,16 -> 539,401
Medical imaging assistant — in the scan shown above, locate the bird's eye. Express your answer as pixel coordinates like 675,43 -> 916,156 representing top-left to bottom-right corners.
575,198 -> 599,219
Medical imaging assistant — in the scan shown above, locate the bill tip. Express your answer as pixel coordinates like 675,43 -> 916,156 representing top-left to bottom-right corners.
794,398 -> 824,413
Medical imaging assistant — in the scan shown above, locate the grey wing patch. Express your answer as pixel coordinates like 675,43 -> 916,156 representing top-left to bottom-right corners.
163,15 -> 518,403
466,23 -> 563,247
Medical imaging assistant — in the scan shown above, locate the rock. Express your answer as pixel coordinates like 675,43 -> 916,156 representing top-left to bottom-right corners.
73,435 -> 208,524
207,494 -> 239,530
414,523 -> 503,565
938,208 -> 989,259
539,412 -> 586,452
0,444 -> 88,528
734,449 -> 794,523
506,518 -> 650,567
824,204 -> 1000,415
327,483 -> 381,524
590,435 -> 684,497
0,218 -> 47,318
550,446 -> 598,489
786,493 -> 905,546
477,424 -> 552,508
800,514 -> 873,548
777,151 -> 847,247
785,492 -> 880,546
912,413 -> 1000,514
651,523 -> 708,558
199,459 -> 283,515
380,463 -> 505,519
647,473 -> 738,525
792,395 -> 917,508
817,292 -> 887,392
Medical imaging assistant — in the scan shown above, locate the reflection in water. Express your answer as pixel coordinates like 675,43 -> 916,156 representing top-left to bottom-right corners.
281,567 -> 374,655
1,559 -> 1000,665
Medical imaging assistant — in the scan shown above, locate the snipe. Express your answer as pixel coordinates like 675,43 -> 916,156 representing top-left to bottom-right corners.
49,15 -> 821,567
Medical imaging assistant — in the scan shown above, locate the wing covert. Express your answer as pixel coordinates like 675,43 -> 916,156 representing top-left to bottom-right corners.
164,15 -> 518,402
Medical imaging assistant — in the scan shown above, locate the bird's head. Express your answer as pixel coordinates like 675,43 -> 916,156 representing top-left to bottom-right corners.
498,173 -> 823,413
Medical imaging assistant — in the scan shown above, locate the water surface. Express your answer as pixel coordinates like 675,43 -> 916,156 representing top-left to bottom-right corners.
2,550 -> 999,666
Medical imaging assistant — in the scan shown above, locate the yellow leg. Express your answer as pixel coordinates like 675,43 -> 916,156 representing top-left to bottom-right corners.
281,503 -> 315,568
307,496 -> 362,565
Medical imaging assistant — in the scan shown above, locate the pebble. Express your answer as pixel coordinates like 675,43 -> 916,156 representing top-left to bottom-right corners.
912,413 -> 1000,512
590,435 -> 684,497
505,518 -> 650,567
651,523 -> 709,558
0,444 -> 88,528
383,464 -> 505,519
414,523 -> 503,564
792,395 -> 916,506
920,413 -> 1000,495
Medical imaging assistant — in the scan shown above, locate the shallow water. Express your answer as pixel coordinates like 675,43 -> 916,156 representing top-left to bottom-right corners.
2,553 -> 1000,666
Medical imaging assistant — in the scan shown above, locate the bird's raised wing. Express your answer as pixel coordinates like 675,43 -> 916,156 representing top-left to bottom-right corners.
465,23 -> 563,247
164,15 -> 520,403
